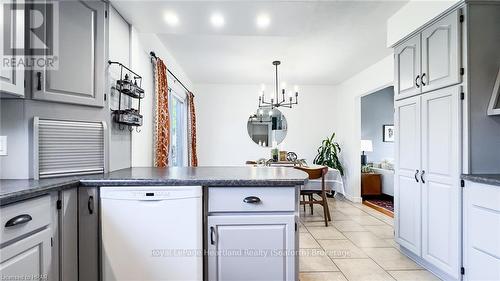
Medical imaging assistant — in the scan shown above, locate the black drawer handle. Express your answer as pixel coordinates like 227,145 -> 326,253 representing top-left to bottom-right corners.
415,170 -> 420,183
415,75 -> 420,88
243,196 -> 261,204
421,73 -> 426,86
5,214 -> 32,228
88,195 -> 94,215
36,72 -> 42,90
210,226 -> 216,245
421,170 -> 426,184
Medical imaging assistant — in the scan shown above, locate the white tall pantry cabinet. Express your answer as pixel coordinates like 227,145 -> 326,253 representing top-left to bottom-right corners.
395,86 -> 462,279
395,7 -> 463,281
394,2 -> 500,280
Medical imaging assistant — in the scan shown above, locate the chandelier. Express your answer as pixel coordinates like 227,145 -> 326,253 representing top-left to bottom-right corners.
258,61 -> 299,109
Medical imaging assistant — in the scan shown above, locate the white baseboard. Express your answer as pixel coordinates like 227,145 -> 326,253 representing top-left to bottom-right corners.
400,246 -> 460,281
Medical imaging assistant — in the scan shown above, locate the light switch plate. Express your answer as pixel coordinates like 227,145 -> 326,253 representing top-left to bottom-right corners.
0,136 -> 7,156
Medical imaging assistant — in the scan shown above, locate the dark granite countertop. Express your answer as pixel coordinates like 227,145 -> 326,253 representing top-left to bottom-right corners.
1,167 -> 308,206
461,174 -> 500,187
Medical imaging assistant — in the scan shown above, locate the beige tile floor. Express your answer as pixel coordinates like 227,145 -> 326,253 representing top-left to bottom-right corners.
299,197 -> 441,281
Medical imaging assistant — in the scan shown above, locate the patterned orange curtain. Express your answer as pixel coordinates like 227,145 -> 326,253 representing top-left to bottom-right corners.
153,59 -> 170,167
187,92 -> 198,166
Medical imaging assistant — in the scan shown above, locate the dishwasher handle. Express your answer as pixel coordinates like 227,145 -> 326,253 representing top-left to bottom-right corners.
210,226 -> 216,245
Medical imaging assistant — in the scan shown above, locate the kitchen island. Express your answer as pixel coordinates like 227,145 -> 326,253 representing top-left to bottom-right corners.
0,167 -> 308,281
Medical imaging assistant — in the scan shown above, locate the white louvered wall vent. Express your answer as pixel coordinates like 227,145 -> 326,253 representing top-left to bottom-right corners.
34,117 -> 106,179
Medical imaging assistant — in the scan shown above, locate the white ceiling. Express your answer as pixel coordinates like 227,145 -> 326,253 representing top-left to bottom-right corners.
112,1 -> 407,85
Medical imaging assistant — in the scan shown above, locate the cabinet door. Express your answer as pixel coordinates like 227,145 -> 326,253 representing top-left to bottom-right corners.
0,1 -> 24,97
0,228 -> 51,280
394,95 -> 422,255
78,187 -> 99,281
421,10 -> 461,93
421,87 -> 461,278
464,182 -> 500,281
208,215 -> 296,281
59,189 -> 78,281
31,0 -> 105,107
394,35 -> 421,100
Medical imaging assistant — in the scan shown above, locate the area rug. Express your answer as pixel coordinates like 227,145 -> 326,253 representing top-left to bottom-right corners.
363,197 -> 394,217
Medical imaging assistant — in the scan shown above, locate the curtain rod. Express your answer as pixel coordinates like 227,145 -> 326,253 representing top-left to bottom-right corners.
150,51 -> 192,95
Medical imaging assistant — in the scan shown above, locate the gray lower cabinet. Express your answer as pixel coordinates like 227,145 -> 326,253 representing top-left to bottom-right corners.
207,186 -> 298,281
31,0 -> 106,107
78,187 -> 100,281
463,181 -> 500,281
0,196 -> 53,281
0,228 -> 52,280
59,189 -> 78,281
0,188 -> 100,281
207,215 -> 295,281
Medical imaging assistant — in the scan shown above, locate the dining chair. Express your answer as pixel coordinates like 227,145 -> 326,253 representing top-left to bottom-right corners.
294,165 -> 332,226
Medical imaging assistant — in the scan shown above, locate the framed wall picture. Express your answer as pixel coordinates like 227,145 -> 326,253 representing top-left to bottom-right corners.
383,125 -> 395,142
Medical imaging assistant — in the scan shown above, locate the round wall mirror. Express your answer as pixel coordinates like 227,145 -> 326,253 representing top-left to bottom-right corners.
247,108 -> 288,147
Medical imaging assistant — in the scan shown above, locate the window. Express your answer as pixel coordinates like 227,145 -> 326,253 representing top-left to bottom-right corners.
169,89 -> 188,167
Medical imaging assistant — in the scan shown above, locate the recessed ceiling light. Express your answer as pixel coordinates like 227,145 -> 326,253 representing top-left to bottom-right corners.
164,12 -> 179,26
256,14 -> 270,29
210,13 -> 225,28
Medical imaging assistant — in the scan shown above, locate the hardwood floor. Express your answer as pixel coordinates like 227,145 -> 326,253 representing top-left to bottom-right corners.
298,197 -> 440,281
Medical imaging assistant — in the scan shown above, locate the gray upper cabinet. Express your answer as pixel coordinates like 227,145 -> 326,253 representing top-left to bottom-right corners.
394,9 -> 461,101
0,1 -> 25,97
395,35 -> 422,100
32,0 -> 105,107
421,10 -> 461,93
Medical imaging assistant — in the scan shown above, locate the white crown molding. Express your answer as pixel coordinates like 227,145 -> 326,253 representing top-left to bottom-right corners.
487,67 -> 500,116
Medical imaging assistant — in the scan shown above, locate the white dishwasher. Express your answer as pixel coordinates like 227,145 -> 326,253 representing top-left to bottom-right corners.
101,186 -> 202,281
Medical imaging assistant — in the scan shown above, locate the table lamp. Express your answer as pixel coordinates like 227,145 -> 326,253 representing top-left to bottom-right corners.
360,140 -> 373,166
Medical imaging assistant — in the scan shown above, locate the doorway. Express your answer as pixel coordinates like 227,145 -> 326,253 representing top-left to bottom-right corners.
360,86 -> 395,216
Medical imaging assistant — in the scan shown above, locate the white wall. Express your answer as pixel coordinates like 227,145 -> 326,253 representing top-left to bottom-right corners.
333,55 -> 394,202
130,31 -> 193,167
108,6 -> 132,172
195,84 -> 337,166
387,0 -> 459,47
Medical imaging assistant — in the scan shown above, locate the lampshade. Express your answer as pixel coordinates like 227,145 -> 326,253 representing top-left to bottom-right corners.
360,140 -> 373,152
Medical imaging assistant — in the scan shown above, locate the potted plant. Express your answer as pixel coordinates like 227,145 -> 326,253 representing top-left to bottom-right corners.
313,133 -> 344,176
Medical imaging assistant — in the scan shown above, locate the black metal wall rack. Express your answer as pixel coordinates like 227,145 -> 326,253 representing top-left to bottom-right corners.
108,60 -> 144,132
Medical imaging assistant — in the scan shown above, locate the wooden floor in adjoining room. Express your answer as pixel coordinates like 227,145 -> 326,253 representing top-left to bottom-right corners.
298,197 -> 440,281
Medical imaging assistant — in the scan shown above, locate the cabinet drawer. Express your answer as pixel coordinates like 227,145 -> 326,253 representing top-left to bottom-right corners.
1,196 -> 51,245
208,187 -> 296,213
